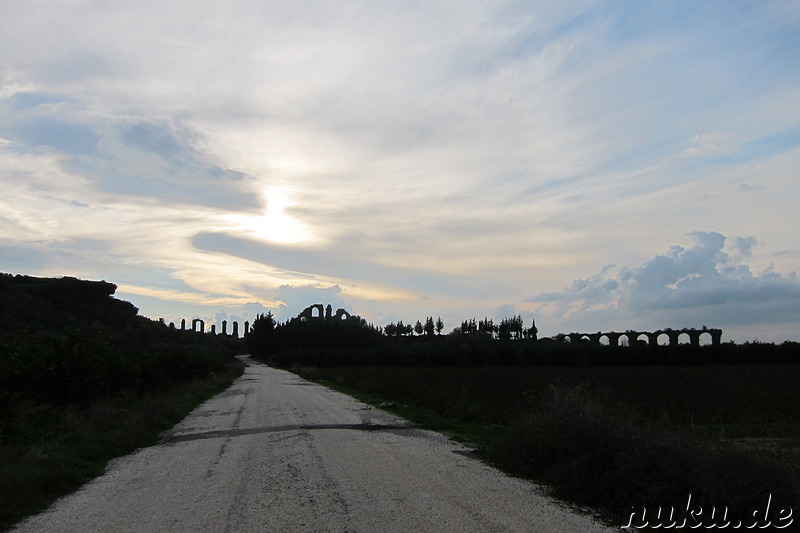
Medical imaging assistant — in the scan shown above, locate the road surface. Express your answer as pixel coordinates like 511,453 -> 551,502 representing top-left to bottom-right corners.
13,357 -> 613,532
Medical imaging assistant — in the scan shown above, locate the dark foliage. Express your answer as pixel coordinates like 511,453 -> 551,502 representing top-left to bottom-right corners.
259,330 -> 800,368
494,384 -> 800,523
0,274 -> 243,408
247,312 -> 385,364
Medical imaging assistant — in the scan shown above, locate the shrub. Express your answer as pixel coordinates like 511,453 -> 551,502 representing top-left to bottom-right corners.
494,384 -> 800,521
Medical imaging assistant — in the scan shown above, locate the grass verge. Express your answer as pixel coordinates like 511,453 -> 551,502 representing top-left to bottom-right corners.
308,375 -> 505,450
0,358 -> 244,532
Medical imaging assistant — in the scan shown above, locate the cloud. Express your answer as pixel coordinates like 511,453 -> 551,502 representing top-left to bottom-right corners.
191,232 -> 489,299
687,133 -> 737,157
0,2 -> 798,343
528,231 -> 800,333
0,91 -> 258,210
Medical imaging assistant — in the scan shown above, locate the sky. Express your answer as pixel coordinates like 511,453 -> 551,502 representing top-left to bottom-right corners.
1,1 -> 799,343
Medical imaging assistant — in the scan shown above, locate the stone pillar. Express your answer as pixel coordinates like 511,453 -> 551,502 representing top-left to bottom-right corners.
222,320 -> 228,336
211,324 -> 216,335
244,321 -> 250,337
690,331 -> 700,346
233,321 -> 239,338
181,318 -> 186,330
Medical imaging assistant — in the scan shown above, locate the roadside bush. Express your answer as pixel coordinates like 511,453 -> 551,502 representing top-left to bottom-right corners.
494,384 -> 800,521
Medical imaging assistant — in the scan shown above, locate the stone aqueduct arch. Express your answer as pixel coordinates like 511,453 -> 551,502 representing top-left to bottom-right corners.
298,304 -> 353,322
556,328 -> 722,347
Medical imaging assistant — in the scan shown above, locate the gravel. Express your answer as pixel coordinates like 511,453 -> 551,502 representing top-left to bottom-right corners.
13,358 -> 614,532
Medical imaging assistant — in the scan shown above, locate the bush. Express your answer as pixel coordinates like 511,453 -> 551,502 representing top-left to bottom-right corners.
494,384 -> 800,522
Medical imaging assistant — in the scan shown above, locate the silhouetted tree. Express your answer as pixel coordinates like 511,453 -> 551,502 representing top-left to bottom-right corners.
460,318 -> 478,337
526,318 -> 538,340
414,320 -> 424,336
479,317 -> 496,338
246,311 -> 276,357
435,316 -> 444,335
424,316 -> 435,336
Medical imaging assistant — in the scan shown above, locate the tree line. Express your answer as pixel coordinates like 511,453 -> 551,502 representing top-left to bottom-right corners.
386,315 -> 537,341
247,310 -> 539,359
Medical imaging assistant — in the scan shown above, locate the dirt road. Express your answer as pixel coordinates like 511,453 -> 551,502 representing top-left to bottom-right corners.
13,358 -> 613,532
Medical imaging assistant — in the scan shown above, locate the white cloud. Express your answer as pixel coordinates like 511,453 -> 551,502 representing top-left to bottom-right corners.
687,133 -> 737,156
527,231 -> 800,340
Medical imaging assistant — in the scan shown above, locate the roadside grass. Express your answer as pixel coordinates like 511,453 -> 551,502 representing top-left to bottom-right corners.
0,358 -> 244,532
302,372 -> 506,450
290,365 -> 800,527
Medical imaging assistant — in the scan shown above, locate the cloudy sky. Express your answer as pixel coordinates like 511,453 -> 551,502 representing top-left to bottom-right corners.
2,0 -> 799,342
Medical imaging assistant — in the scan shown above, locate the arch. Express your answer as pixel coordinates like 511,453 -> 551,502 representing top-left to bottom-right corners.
580,335 -> 592,343
599,334 -> 611,346
677,332 -> 692,345
636,333 -> 650,346
656,332 -> 670,346
617,334 -> 633,347
335,308 -> 351,321
696,331 -> 712,346
192,318 -> 205,333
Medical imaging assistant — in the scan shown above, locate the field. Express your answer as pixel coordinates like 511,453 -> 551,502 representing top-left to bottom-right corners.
293,364 -> 800,527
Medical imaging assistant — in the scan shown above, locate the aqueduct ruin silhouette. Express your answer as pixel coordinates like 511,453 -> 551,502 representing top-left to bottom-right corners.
297,304 -> 353,322
171,307 -> 721,347
171,317 -> 249,337
168,304 -> 355,338
555,327 -> 722,347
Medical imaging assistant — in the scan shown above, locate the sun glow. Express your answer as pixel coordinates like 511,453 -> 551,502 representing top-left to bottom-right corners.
225,188 -> 314,245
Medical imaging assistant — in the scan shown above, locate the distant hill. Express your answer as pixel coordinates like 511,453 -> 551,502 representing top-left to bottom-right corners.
0,274 -> 139,335
0,273 -> 242,406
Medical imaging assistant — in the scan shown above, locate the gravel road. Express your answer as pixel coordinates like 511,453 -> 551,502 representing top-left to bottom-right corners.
13,357 -> 614,532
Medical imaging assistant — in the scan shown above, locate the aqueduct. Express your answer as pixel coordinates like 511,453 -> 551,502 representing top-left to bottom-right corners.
168,303 -> 355,338
174,317 -> 248,337
297,303 -> 352,322
555,328 -> 722,347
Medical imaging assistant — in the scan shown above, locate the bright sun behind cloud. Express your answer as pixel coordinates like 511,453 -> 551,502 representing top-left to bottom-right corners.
224,188 -> 314,245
